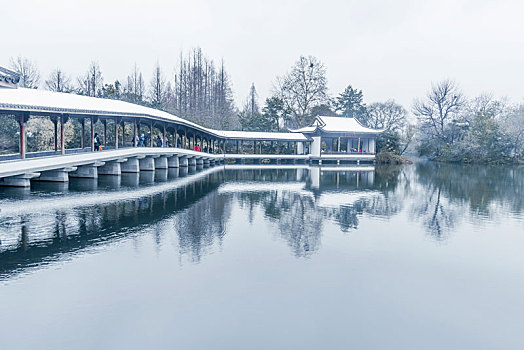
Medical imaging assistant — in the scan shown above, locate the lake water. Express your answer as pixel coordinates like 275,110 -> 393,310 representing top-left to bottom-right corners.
0,163 -> 523,349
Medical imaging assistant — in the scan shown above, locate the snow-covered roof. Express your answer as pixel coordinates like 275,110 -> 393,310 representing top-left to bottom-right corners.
290,116 -> 383,135
219,130 -> 307,141
0,88 -> 308,141
0,66 -> 20,88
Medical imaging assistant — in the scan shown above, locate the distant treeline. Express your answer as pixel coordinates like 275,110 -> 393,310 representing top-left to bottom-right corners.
2,51 -> 523,163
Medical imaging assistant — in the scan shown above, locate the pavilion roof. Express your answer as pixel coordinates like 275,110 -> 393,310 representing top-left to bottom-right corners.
290,116 -> 383,135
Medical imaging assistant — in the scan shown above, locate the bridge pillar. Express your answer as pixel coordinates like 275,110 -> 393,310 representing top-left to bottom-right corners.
168,155 -> 179,168
196,158 -> 204,166
0,173 -> 40,187
139,156 -> 156,171
34,167 -> 77,182
188,157 -> 196,166
179,156 -> 188,167
69,162 -> 104,179
98,160 -> 124,176
121,157 -> 143,173
154,156 -> 169,169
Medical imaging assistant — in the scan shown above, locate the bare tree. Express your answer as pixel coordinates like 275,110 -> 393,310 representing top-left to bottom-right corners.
9,56 -> 40,88
77,62 -> 103,97
501,103 -> 524,158
413,80 -> 464,142
45,68 -> 72,92
125,63 -> 145,103
149,62 -> 167,109
172,48 -> 237,129
275,56 -> 328,128
367,100 -> 407,131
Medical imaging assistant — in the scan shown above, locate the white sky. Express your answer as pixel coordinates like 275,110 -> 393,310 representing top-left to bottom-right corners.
3,0 -> 523,109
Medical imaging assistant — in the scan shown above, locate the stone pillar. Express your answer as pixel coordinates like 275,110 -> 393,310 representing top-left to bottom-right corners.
179,155 -> 188,167
139,156 -> 155,171
168,155 -> 179,168
36,167 -> 76,182
98,160 -> 122,176
154,156 -> 168,169
196,158 -> 204,166
121,157 -> 143,173
188,156 -> 197,166
69,162 -> 104,178
0,173 -> 40,187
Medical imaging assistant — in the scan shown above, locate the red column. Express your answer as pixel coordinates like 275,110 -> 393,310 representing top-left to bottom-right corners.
18,114 -> 27,159
150,121 -> 153,147
90,116 -> 95,152
121,121 -> 125,147
103,120 -> 107,145
133,120 -> 137,147
80,118 -> 85,149
60,115 -> 66,155
53,117 -> 58,151
114,119 -> 119,149
163,124 -> 166,148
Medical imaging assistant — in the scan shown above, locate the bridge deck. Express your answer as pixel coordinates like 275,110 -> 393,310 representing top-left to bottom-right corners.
0,148 -> 376,185
0,148 -> 221,178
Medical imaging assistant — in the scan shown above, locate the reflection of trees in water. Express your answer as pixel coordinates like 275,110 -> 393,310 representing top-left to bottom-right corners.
0,171 -> 226,278
230,166 -> 405,256
175,191 -> 232,263
274,192 -> 322,258
236,190 -> 323,258
411,162 -> 524,239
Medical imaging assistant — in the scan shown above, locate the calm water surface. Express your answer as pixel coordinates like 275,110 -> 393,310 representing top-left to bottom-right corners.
0,163 -> 523,349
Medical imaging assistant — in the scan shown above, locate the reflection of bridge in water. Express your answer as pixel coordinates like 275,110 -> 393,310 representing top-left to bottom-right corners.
0,164 -> 400,279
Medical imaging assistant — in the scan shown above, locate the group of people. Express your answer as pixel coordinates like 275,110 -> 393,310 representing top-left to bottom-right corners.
92,132 -> 206,152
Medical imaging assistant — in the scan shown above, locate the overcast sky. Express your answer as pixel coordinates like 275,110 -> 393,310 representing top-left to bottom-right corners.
3,0 -> 523,109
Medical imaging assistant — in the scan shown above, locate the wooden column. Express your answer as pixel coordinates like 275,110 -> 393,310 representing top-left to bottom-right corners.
133,119 -> 138,147
163,124 -> 166,147
18,113 -> 28,159
121,121 -> 125,147
103,120 -> 107,145
60,115 -> 66,155
52,117 -> 58,151
150,121 -> 153,147
90,116 -> 95,152
337,137 -> 341,152
357,137 -> 361,152
173,128 -> 177,148
114,118 -> 119,149
80,118 -> 85,149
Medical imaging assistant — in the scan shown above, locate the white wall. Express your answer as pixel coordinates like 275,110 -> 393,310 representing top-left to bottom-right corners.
369,138 -> 376,154
311,136 -> 321,156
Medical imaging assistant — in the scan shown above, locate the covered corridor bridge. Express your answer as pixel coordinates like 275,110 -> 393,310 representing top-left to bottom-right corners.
0,84 -> 381,186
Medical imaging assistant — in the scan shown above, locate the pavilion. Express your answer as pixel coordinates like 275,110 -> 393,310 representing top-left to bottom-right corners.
290,116 -> 382,157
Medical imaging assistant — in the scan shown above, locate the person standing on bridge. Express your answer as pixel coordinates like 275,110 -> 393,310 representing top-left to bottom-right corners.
94,133 -> 102,151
